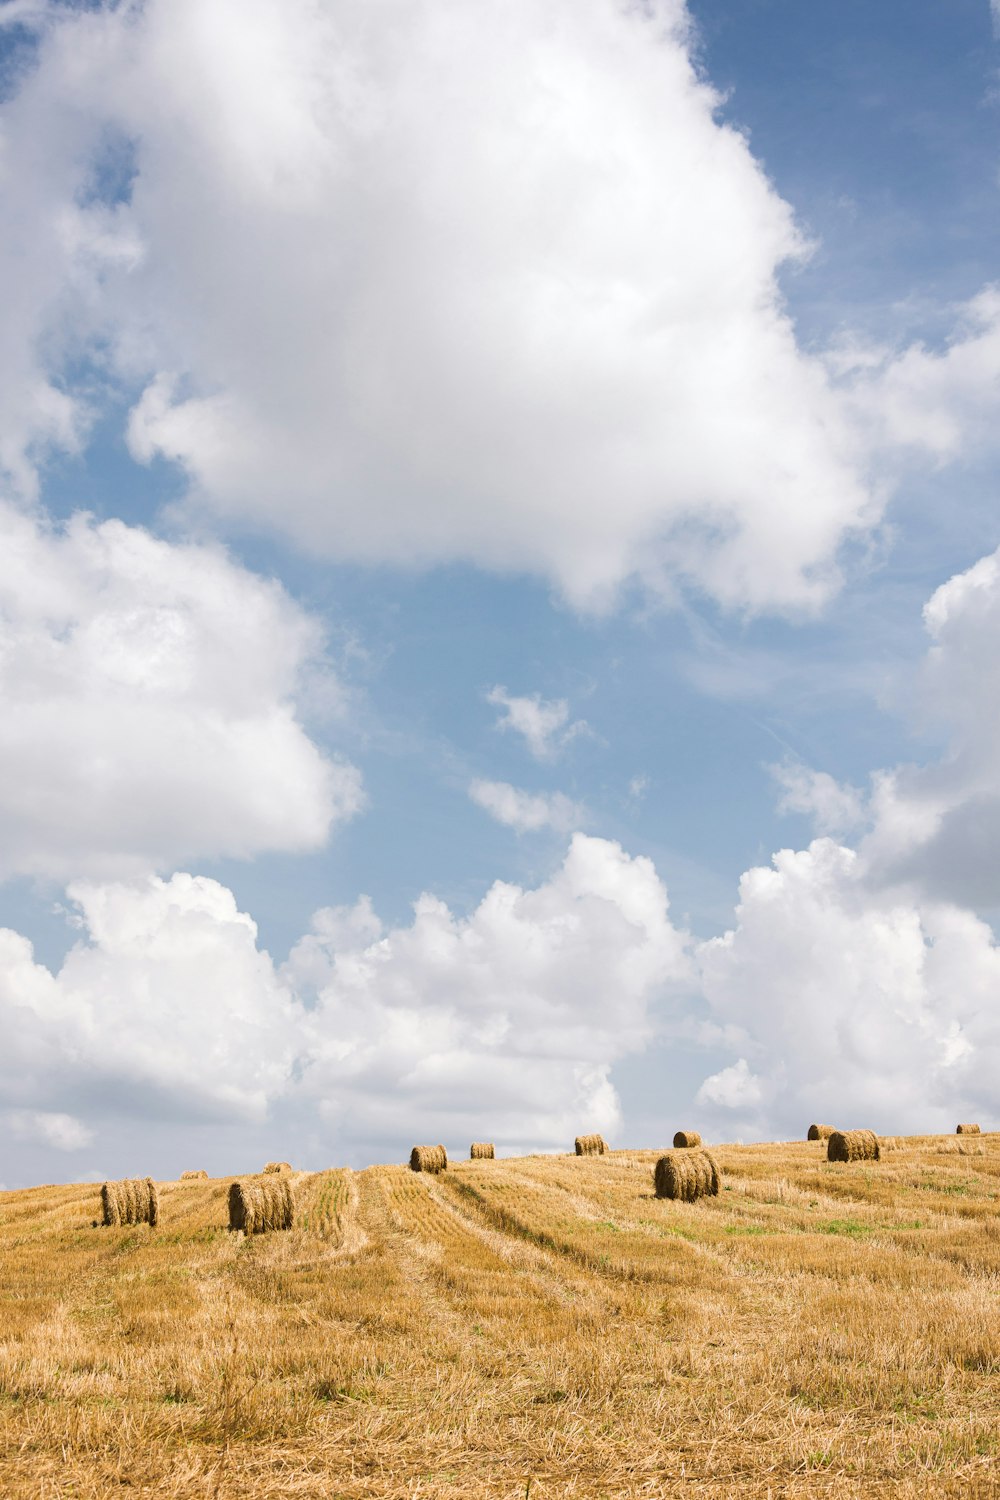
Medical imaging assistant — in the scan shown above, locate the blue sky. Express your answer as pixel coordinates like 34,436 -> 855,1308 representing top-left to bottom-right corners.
0,0 -> 998,1184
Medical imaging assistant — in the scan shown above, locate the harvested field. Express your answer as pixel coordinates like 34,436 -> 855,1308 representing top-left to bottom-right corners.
0,1135 -> 997,1497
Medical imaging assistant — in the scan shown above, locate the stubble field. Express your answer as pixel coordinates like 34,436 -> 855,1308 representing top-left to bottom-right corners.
0,1136 -> 997,1498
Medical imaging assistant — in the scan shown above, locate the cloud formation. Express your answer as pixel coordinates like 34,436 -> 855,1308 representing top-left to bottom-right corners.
0,836 -> 690,1163
0,0 -> 884,613
0,501 -> 362,879
468,778 -> 585,833
486,686 -> 587,761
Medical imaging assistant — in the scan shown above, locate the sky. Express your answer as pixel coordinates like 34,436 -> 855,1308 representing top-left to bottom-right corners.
0,0 -> 998,1186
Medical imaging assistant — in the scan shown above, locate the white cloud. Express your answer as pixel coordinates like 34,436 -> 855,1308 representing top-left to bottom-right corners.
697,838 -> 997,1137
468,778 -> 585,833
486,686 -> 586,761
288,833 -> 692,1148
1,1108 -> 93,1151
0,0 -> 886,614
838,286 -> 1000,465
770,760 -> 866,837
860,544 -> 1000,905
0,501 -> 362,879
695,1057 -> 762,1112
0,873 -> 300,1123
0,836 -> 692,1157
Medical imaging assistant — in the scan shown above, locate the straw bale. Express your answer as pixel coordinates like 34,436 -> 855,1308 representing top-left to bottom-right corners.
409,1144 -> 447,1173
179,1169 -> 208,1180
827,1129 -> 880,1163
574,1133 -> 607,1156
228,1176 -> 295,1233
470,1142 -> 495,1159
263,1161 -> 292,1173
807,1124 -> 834,1141
654,1150 -> 720,1202
956,1123 -> 981,1134
101,1177 -> 159,1227
673,1130 -> 702,1148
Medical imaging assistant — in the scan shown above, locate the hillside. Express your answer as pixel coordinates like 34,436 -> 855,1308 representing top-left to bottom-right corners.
1,1137 -> 997,1497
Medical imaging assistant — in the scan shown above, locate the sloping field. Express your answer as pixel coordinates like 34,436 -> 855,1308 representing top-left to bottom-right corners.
0,1138 -> 997,1498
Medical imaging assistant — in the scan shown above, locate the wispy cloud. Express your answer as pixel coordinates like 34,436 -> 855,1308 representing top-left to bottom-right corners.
486,686 -> 588,761
468,778 -> 585,833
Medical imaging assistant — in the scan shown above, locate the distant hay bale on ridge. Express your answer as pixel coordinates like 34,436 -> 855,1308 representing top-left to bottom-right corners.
180,1169 -> 208,1180
410,1144 -> 447,1173
263,1161 -> 292,1174
574,1134 -> 606,1156
229,1176 -> 294,1233
673,1130 -> 702,1148
470,1142 -> 495,1160
956,1123 -> 981,1135
654,1150 -> 719,1202
101,1178 -> 159,1227
827,1129 -> 880,1163
807,1124 -> 834,1141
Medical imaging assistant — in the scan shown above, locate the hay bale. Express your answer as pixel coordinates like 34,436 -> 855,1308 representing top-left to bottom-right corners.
827,1129 -> 880,1163
807,1124 -> 834,1141
100,1178 -> 159,1227
956,1123 -> 981,1134
574,1134 -> 607,1156
654,1150 -> 719,1202
228,1176 -> 295,1233
470,1142 -> 495,1160
262,1161 -> 292,1173
673,1130 -> 702,1148
409,1144 -> 447,1173
179,1169 -> 208,1180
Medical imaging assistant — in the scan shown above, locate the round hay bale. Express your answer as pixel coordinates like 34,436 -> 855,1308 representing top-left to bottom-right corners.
654,1150 -> 719,1202
470,1142 -> 495,1160
807,1124 -> 834,1141
409,1144 -> 447,1173
100,1177 -> 159,1227
673,1130 -> 702,1148
956,1123 -> 981,1134
827,1129 -> 880,1163
179,1169 -> 208,1180
228,1176 -> 295,1233
574,1133 -> 607,1156
262,1161 -> 292,1173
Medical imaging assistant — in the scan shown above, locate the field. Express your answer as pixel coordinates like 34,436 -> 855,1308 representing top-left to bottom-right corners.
0,1137 -> 998,1498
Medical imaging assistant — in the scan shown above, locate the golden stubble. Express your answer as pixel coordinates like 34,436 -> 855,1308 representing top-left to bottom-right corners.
0,1138 -> 997,1497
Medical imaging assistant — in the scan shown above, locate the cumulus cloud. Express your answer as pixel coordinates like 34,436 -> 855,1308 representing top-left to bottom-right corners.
1,1108 -> 93,1151
0,835 -> 692,1160
0,0 -> 887,613
860,544 -> 1000,905
0,873 -> 300,1124
0,501 -> 362,879
468,778 -> 585,833
486,686 -> 587,761
770,760 -> 866,837
696,839 -> 997,1137
287,834 -> 691,1149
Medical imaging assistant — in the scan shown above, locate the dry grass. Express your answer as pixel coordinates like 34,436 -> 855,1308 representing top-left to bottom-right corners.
179,1170 -> 208,1180
0,1136 -> 998,1497
262,1162 -> 291,1174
